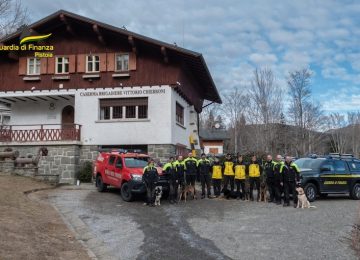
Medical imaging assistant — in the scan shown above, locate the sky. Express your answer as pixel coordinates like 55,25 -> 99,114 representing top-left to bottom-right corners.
23,0 -> 360,113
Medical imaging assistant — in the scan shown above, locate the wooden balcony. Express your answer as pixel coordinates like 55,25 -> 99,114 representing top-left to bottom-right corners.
0,124 -> 81,143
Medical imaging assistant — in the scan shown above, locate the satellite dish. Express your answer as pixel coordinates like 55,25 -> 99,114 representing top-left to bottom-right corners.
214,123 -> 220,129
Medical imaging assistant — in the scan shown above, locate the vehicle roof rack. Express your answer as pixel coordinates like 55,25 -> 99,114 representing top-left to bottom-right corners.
340,154 -> 354,158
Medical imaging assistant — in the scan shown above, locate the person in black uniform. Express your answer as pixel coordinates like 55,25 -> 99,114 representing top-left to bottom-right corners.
142,158 -> 159,206
197,153 -> 212,199
163,156 -> 177,204
263,155 -> 276,203
273,154 -> 284,205
184,152 -> 198,190
280,156 -> 301,207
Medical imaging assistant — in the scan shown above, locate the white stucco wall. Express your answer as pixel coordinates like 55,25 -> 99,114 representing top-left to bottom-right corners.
9,98 -> 73,130
75,86 -> 173,145
171,90 -> 200,149
1,86 -> 199,148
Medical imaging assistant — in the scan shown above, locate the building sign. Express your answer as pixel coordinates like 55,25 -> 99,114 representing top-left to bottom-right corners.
0,33 -> 54,58
79,89 -> 166,97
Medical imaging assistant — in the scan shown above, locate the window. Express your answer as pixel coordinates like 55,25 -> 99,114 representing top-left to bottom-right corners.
99,98 -> 148,120
138,105 -> 148,119
56,57 -> 69,74
112,106 -> 123,119
115,54 -> 129,72
108,156 -> 116,165
176,102 -> 184,125
27,58 -> 41,75
115,158 -> 123,168
321,162 -> 334,172
334,160 -> 346,173
349,161 -> 360,172
86,55 -> 100,73
100,106 -> 111,120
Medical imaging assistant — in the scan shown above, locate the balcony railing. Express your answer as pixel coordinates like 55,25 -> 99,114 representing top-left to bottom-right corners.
0,124 -> 81,142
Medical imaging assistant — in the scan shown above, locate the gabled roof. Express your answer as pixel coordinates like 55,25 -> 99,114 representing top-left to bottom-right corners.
1,10 -> 221,104
199,128 -> 229,141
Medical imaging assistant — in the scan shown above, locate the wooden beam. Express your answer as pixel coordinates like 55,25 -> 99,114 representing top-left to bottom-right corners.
2,98 -> 16,103
92,24 -> 106,45
46,96 -> 58,101
14,97 -> 27,102
25,97 -> 38,102
34,96 -> 48,102
0,99 -> 12,105
58,96 -> 69,101
161,46 -> 169,63
8,51 -> 19,60
59,14 -> 74,35
128,36 -> 137,54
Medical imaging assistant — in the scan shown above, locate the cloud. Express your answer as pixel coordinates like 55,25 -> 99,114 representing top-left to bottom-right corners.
23,0 -> 360,113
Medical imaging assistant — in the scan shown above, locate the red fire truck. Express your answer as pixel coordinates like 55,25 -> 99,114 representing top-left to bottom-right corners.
93,150 -> 168,201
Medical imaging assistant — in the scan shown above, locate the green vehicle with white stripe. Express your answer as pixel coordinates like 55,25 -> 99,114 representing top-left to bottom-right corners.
295,154 -> 360,202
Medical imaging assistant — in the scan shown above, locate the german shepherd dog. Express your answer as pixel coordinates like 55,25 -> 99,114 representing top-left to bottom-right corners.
244,178 -> 250,201
259,182 -> 268,202
178,184 -> 196,202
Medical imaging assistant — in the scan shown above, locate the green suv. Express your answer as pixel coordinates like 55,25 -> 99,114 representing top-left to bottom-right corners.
295,154 -> 360,202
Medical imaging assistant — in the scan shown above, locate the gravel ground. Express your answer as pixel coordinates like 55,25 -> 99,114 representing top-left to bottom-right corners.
37,184 -> 360,260
0,176 -> 91,260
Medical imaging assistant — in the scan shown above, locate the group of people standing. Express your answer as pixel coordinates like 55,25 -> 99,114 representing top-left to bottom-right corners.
142,152 -> 301,207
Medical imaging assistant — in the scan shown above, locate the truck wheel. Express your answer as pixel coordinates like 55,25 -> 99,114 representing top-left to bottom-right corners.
121,182 -> 133,202
304,183 -> 317,202
96,175 -> 107,192
351,183 -> 360,200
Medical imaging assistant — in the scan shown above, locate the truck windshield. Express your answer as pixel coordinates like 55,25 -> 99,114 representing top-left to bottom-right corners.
124,157 -> 149,168
295,158 -> 324,171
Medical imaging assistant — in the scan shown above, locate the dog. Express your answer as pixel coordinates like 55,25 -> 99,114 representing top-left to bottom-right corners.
223,188 -> 238,199
244,179 -> 250,201
154,186 -> 163,206
296,186 -> 316,209
259,182 -> 268,202
178,183 -> 196,202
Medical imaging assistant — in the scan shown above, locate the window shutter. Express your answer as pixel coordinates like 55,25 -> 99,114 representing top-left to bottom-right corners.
77,54 -> 86,73
107,53 -> 115,71
47,57 -> 55,74
100,97 -> 148,107
69,55 -> 76,73
129,52 -> 136,70
99,53 -> 107,72
18,57 -> 27,75
40,58 -> 48,74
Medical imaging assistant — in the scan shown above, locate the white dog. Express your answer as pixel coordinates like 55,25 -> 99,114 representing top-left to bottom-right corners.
154,186 -> 163,206
296,186 -> 316,209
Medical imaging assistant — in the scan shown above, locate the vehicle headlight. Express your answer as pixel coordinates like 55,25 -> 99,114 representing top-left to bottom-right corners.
131,174 -> 142,181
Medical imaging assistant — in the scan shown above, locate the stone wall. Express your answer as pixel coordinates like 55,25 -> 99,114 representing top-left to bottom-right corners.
0,145 -> 100,184
147,144 -> 176,163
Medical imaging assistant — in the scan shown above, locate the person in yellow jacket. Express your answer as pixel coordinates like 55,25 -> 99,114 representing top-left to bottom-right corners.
234,155 -> 246,200
248,155 -> 262,201
222,153 -> 235,195
211,157 -> 222,197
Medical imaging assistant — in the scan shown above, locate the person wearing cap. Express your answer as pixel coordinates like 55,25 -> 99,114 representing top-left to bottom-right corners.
184,152 -> 198,194
211,157 -> 223,197
273,154 -> 284,205
142,159 -> 159,206
234,154 -> 246,200
197,153 -> 212,199
222,153 -> 235,196
249,155 -> 262,201
163,156 -> 177,204
280,156 -> 300,207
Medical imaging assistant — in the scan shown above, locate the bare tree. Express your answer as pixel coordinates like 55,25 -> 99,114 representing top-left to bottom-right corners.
221,88 -> 247,154
0,0 -> 27,37
247,68 -> 283,152
287,68 -> 323,156
348,112 -> 360,157
326,113 -> 348,154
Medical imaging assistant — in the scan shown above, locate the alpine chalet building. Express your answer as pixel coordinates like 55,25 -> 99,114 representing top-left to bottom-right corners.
0,10 -> 221,183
